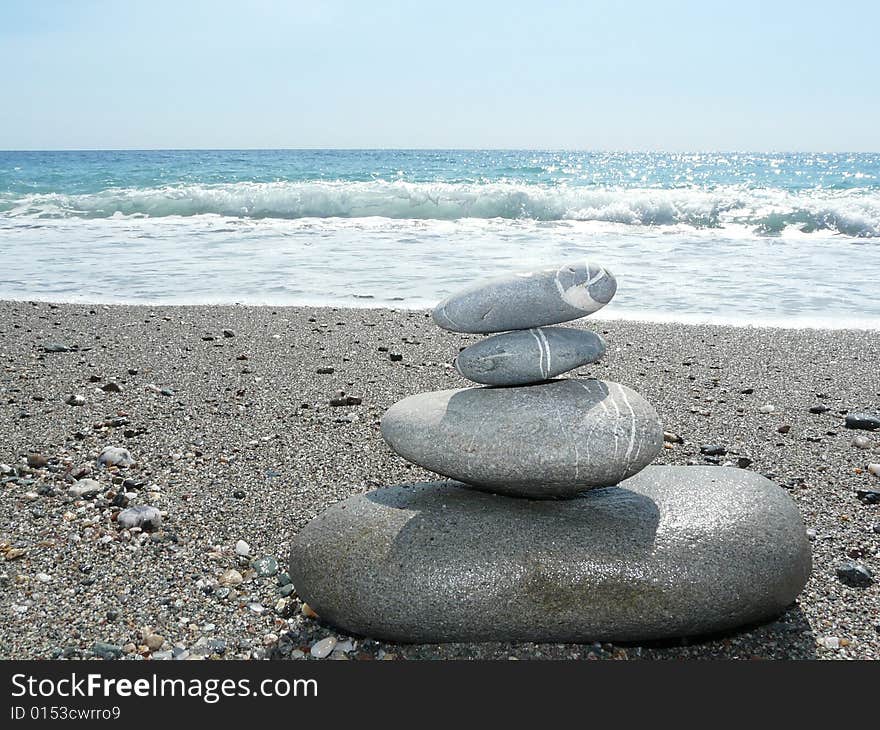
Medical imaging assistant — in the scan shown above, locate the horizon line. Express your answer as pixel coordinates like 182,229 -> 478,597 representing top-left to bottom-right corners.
1,147 -> 878,155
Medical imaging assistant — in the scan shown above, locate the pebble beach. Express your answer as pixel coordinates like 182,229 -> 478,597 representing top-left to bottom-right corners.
1,300 -> 878,660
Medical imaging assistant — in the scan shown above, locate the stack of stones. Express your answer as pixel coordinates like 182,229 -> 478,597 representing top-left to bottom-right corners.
290,261 -> 811,643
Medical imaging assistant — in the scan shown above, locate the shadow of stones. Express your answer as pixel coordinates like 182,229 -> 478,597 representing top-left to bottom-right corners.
620,602 -> 817,659
274,602 -> 817,660
355,481 -> 661,642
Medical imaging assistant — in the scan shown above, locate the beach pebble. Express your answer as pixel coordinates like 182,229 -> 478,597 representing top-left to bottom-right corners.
663,431 -> 684,444
836,562 -> 874,587
145,634 -> 165,651
759,404 -> 776,413
845,413 -> 880,431
432,261 -> 617,333
251,555 -> 278,577
67,479 -> 102,499
334,639 -> 355,655
218,569 -> 243,587
381,379 -> 662,497
868,463 -> 880,477
310,637 -> 337,658
206,639 -> 226,655
453,327 -> 605,386
856,489 -> 880,505
98,446 -> 134,467
234,539 -> 250,557
26,453 -> 48,469
290,467 -> 811,643
42,342 -> 70,353
101,382 -> 122,393
700,444 -> 727,456
808,404 -> 830,414
853,436 -> 872,449
329,391 -> 362,406
91,642 -> 123,659
117,505 -> 162,531
65,394 -> 86,406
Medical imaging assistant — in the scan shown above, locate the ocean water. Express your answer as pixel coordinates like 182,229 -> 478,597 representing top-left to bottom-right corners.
1,149 -> 879,328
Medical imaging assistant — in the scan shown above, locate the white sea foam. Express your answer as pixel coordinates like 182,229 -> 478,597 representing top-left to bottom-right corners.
2,181 -> 880,237
1,213 -> 878,328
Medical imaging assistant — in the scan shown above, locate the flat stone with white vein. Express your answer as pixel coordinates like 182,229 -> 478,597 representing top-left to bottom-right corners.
454,327 -> 605,386
381,378 -> 663,498
432,261 -> 617,334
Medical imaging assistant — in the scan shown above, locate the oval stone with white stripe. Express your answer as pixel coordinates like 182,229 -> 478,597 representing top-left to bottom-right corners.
454,327 -> 605,386
381,379 -> 662,497
432,261 -> 617,334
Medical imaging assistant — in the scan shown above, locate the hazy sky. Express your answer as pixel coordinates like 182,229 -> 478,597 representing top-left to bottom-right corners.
2,0 -> 878,150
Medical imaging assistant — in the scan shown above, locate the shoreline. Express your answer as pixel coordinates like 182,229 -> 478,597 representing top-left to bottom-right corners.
0,301 -> 878,659
3,299 -> 880,333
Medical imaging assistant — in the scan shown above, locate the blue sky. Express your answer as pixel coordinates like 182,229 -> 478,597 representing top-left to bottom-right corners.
2,0 -> 878,150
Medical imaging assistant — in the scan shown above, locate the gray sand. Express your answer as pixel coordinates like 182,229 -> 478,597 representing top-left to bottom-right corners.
0,300 -> 878,660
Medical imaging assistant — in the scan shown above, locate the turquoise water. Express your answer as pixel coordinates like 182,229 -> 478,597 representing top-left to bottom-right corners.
1,150 -> 879,326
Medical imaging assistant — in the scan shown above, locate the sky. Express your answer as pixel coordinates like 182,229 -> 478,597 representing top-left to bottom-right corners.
1,0 -> 878,151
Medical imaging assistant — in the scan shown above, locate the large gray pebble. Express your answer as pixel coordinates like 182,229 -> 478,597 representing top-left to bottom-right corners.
98,446 -> 134,467
381,378 -> 662,497
454,327 -> 605,385
68,479 -> 102,499
845,412 -> 880,431
289,467 -> 811,643
117,505 -> 162,530
433,261 -> 617,333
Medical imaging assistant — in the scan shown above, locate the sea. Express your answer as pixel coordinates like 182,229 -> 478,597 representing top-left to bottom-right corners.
1,149 -> 878,328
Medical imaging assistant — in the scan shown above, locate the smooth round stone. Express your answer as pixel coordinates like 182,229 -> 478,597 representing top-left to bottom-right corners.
433,261 -> 617,334
845,412 -> 880,431
454,327 -> 605,386
289,467 -> 811,643
116,505 -> 162,531
381,378 -> 662,497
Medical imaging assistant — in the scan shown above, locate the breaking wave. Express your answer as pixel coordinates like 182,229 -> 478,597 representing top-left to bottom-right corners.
2,181 -> 879,237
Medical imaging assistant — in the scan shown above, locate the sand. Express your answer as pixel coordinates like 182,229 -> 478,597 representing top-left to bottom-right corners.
0,300 -> 878,660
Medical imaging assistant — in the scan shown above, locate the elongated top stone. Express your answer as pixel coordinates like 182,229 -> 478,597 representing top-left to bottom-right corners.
454,326 -> 605,386
381,378 -> 662,497
432,261 -> 617,334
